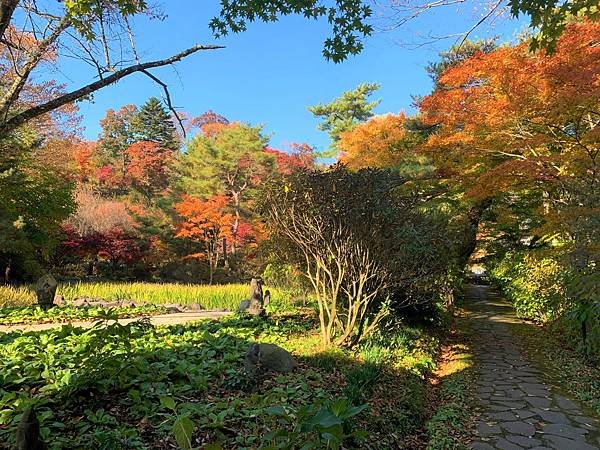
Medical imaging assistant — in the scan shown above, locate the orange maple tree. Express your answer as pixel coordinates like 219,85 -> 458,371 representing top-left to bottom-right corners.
265,143 -> 315,174
418,21 -> 600,199
175,195 -> 236,284
124,141 -> 174,200
338,113 -> 416,170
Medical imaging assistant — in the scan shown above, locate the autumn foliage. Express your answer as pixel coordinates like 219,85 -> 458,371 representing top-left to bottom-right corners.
125,141 -> 173,198
175,195 -> 236,283
338,113 -> 413,169
265,143 -> 315,174
418,21 -> 600,198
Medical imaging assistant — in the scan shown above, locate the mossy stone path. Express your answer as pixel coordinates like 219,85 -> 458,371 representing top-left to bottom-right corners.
465,282 -> 600,450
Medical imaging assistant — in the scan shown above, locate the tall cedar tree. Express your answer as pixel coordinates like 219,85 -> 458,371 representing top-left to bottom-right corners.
131,98 -> 180,151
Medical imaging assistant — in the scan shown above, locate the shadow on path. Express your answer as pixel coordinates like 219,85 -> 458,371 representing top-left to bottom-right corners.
465,281 -> 600,450
0,311 -> 232,333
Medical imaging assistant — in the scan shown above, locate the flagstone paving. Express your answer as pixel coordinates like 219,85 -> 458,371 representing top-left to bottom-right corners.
465,282 -> 600,450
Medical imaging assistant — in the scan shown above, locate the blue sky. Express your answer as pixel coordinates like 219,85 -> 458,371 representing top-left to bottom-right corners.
60,1 -> 526,153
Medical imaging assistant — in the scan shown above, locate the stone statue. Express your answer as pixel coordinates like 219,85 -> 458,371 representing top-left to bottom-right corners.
4,259 -> 12,285
35,274 -> 58,310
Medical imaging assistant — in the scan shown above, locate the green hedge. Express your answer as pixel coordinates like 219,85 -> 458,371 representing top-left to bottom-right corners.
488,249 -> 599,363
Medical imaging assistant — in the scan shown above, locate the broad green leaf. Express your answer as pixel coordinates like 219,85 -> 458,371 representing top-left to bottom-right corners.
160,396 -> 176,411
172,416 -> 194,450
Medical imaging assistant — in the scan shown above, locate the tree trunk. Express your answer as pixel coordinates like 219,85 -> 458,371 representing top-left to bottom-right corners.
460,199 -> 492,267
0,0 -> 18,42
231,191 -> 240,255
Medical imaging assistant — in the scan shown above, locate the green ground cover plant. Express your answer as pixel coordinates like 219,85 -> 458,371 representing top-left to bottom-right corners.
425,314 -> 477,450
0,312 -> 440,449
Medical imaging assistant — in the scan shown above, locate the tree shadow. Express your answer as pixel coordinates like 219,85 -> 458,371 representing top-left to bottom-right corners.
0,314 -> 434,449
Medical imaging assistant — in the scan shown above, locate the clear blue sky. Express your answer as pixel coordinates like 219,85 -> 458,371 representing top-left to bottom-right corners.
61,1 -> 525,153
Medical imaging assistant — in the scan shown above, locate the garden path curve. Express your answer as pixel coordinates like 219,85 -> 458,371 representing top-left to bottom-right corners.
0,310 -> 232,333
466,281 -> 600,450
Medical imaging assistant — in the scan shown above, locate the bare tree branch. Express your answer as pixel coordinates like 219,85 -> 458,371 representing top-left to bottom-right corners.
0,16 -> 71,120
0,43 -> 224,135
458,0 -> 503,47
140,68 -> 187,139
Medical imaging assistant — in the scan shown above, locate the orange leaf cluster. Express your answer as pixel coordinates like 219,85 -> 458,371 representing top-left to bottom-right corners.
125,141 -> 173,196
175,195 -> 235,244
420,22 -> 600,164
338,113 -> 411,169
417,21 -> 600,196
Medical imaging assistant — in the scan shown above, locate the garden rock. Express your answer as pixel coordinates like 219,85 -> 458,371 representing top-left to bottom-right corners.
71,298 -> 142,308
164,304 -> 182,313
16,407 -> 46,450
35,274 -> 58,311
239,278 -> 267,316
184,303 -> 204,312
244,343 -> 296,374
237,300 -> 250,312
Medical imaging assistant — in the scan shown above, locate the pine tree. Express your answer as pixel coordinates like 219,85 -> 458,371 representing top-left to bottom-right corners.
308,83 -> 380,156
131,97 -> 180,150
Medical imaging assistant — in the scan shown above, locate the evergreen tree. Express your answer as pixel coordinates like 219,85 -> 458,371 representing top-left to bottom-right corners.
179,123 -> 274,252
131,97 -> 180,150
308,83 -> 380,156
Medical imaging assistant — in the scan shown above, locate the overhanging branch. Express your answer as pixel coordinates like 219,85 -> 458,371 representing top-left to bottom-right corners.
0,43 -> 225,135
141,69 -> 187,139
0,0 -> 19,42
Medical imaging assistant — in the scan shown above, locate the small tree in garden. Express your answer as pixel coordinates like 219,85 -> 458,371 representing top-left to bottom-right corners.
179,123 -> 275,253
175,195 -> 235,284
271,210 -> 388,347
261,166 -> 404,347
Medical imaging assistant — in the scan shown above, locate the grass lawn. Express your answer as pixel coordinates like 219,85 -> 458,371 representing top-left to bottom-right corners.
0,282 -> 295,310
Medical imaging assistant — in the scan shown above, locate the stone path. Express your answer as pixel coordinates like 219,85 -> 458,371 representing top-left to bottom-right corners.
0,311 -> 232,333
466,281 -> 600,450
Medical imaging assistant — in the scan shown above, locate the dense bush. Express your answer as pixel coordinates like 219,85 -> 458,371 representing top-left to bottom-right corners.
489,250 -> 567,321
260,165 -> 466,346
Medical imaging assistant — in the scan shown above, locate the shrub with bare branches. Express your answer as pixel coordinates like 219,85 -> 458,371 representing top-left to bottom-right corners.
260,164 -> 468,346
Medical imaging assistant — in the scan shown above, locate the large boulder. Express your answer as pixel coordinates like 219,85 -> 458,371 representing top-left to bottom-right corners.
244,343 -> 296,374
35,274 -> 58,311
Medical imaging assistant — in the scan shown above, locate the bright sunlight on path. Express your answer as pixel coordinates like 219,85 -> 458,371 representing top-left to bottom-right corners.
0,311 -> 232,333
465,281 -> 600,450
